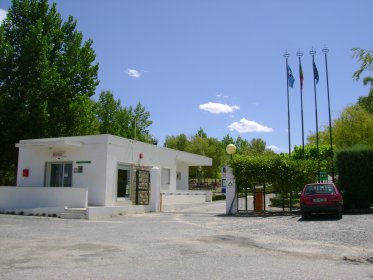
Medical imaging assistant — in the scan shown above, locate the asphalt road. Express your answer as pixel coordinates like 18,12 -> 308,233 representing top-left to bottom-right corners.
0,201 -> 372,280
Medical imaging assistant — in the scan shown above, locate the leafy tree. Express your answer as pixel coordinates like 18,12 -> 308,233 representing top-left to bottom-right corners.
358,91 -> 373,115
292,144 -> 333,174
352,48 -> 373,90
195,128 -> 207,138
96,90 -> 124,135
221,134 -> 235,148
234,136 -> 274,156
306,128 -> 331,146
127,102 -> 157,144
95,91 -> 156,144
353,48 -> 373,114
333,105 -> 373,148
248,138 -> 268,156
0,0 -> 99,183
164,134 -> 189,151
235,136 -> 250,155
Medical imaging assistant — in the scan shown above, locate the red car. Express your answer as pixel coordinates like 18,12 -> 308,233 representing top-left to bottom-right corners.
300,183 -> 343,220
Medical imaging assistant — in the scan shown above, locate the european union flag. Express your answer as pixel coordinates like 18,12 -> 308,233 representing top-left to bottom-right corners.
313,61 -> 319,84
287,65 -> 295,88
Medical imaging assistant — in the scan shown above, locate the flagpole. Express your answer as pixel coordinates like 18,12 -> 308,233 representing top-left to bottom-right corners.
322,45 -> 335,182
283,50 -> 291,156
297,49 -> 305,157
310,47 -> 320,182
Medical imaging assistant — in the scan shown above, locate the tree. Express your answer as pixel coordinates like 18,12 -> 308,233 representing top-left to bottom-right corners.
333,105 -> 373,148
221,134 -> 235,148
0,0 -> 99,183
353,48 -> 373,113
248,138 -> 267,156
358,91 -> 373,115
96,90 -> 125,135
127,102 -> 157,144
95,91 -> 156,144
164,134 -> 189,151
235,136 -> 250,155
352,48 -> 373,89
306,128 -> 331,146
195,128 -> 207,138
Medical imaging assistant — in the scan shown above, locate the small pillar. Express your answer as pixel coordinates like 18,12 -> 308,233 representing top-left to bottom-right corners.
150,166 -> 161,212
223,166 -> 237,215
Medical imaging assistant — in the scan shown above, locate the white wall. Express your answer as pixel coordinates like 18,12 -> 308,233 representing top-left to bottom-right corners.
16,135 -> 109,206
0,187 -> 88,210
16,135 -> 212,207
17,148 -> 50,187
176,162 -> 189,190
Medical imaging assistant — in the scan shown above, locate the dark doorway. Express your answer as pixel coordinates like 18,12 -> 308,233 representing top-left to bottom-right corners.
117,169 -> 130,198
50,163 -> 72,187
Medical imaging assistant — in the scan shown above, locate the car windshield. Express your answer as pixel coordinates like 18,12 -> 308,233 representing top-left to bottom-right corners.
304,184 -> 336,195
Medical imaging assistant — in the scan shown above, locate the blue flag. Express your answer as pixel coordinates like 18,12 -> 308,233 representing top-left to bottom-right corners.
313,61 -> 319,84
287,65 -> 295,88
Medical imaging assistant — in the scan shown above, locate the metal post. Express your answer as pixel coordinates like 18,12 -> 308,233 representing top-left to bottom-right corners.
297,49 -> 305,157
283,50 -> 291,156
322,45 -> 335,182
310,47 -> 320,182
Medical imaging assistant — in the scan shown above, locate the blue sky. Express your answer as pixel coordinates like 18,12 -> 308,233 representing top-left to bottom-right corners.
1,1 -> 372,152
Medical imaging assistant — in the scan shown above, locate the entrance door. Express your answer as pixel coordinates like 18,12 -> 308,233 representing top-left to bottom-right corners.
50,163 -> 72,187
117,169 -> 131,198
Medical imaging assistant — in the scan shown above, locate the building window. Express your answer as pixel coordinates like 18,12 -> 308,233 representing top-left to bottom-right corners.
161,168 -> 170,184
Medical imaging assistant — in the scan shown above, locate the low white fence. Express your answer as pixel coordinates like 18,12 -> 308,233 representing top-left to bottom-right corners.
0,186 -> 88,210
161,191 -> 212,205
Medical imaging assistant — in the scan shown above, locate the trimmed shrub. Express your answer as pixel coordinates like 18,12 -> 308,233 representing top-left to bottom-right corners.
336,147 -> 373,209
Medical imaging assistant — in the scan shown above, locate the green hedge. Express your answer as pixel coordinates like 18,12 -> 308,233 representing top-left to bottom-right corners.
336,147 -> 373,209
230,155 -> 317,194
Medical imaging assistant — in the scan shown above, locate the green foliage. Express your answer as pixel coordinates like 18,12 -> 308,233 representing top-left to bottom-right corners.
306,129 -> 331,146
352,48 -> 373,87
0,0 -> 99,182
333,105 -> 373,148
306,105 -> 373,150
129,102 -> 156,144
96,90 -> 125,135
164,134 -> 189,151
358,91 -> 373,114
164,131 -> 276,183
336,147 -> 373,209
292,144 -> 333,173
230,155 -> 317,194
352,47 -> 373,113
95,91 -> 156,144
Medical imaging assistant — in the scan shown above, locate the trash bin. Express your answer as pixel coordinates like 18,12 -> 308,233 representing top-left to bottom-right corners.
254,187 -> 264,212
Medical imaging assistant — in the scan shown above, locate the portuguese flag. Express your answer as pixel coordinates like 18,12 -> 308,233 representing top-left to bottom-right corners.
299,62 -> 304,90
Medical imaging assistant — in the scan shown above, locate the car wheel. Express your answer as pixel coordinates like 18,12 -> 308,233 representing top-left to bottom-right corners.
337,211 -> 343,220
301,211 -> 308,220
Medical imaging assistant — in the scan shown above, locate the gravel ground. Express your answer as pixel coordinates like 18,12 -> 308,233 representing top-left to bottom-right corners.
0,201 -> 372,280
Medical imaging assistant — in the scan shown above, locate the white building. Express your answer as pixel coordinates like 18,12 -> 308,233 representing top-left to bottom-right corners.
0,135 -> 212,218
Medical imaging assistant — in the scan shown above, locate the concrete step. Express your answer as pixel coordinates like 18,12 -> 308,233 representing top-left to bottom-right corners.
60,208 -> 87,219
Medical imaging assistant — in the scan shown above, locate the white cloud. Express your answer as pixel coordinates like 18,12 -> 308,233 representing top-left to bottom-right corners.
0,9 -> 7,23
126,69 -> 142,78
199,102 -> 240,114
266,145 -> 279,151
227,118 -> 273,133
216,93 -> 229,98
